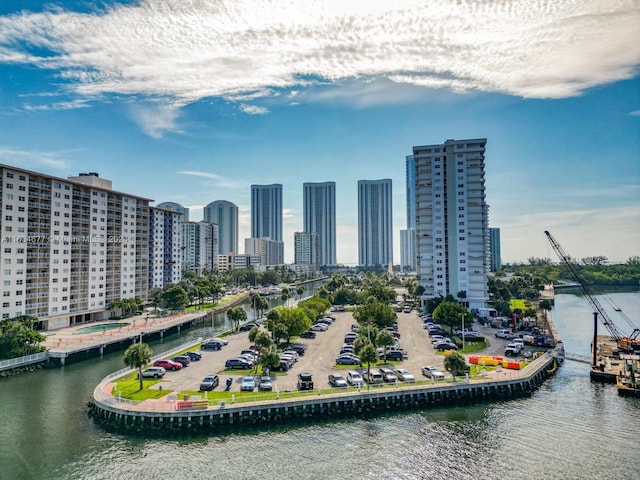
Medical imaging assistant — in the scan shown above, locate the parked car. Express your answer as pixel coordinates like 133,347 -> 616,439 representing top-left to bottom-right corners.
299,330 -> 316,339
363,369 -> 384,384
201,340 -> 224,350
310,323 -> 328,332
140,367 -> 165,379
240,376 -> 256,391
428,329 -> 450,337
258,376 -> 273,391
238,354 -> 256,366
287,344 -> 306,355
421,366 -> 445,380
153,359 -> 182,371
185,351 -> 202,361
225,358 -> 252,369
282,350 -> 300,362
297,372 -> 314,390
328,373 -> 348,388
512,338 -> 525,349
344,332 -> 358,344
336,354 -> 361,365
346,371 -> 364,387
239,323 -> 258,332
171,355 -> 191,367
435,343 -> 458,351
315,318 -> 332,326
271,360 -> 290,372
351,323 -> 360,331
199,374 -> 220,391
378,367 -> 398,382
340,346 -> 355,355
382,350 -> 404,361
495,329 -> 515,339
394,368 -> 415,382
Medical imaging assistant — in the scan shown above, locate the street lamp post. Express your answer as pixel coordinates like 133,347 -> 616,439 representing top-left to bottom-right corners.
460,313 -> 466,350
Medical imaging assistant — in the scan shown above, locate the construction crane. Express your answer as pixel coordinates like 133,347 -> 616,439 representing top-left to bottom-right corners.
544,230 -> 640,353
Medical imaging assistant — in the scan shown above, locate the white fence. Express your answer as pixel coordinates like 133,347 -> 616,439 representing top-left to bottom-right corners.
0,351 -> 49,372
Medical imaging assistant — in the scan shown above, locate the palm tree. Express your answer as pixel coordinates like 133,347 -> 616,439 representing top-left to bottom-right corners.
227,306 -> 247,331
281,287 -> 292,306
123,342 -> 152,391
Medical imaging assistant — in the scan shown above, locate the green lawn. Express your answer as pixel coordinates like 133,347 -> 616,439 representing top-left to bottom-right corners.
509,299 -> 529,310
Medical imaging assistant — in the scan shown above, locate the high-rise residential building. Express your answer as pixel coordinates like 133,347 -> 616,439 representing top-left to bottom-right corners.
251,184 -> 282,242
182,221 -> 218,274
400,228 -> 416,272
489,227 -> 502,272
294,231 -> 319,268
245,237 -> 284,267
0,166 -> 151,329
405,155 -> 416,229
204,200 -> 239,255
303,182 -> 336,266
400,155 -> 417,271
411,138 -> 489,310
357,179 -> 393,268
156,201 -> 189,221
149,207 -> 182,289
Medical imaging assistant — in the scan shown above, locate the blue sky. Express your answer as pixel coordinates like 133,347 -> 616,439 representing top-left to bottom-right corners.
0,0 -> 639,265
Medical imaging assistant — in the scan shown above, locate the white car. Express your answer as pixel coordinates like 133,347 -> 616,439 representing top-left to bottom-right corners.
346,370 -> 365,387
310,323 -> 328,332
421,366 -> 445,380
140,367 -> 166,379
512,338 -> 525,348
394,368 -> 415,382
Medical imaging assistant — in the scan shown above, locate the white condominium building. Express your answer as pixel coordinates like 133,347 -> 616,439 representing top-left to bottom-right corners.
149,207 -> 182,289
411,138 -> 489,310
0,166 -> 151,330
182,221 -> 218,274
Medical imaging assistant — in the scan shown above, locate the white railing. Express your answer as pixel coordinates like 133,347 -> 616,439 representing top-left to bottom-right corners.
0,351 -> 49,372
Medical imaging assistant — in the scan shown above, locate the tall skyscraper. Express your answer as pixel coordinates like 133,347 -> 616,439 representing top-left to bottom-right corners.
358,179 -> 393,268
303,181 -> 336,267
411,138 -> 489,310
489,227 -> 502,272
400,155 -> 417,271
204,200 -> 239,255
156,201 -> 189,221
251,184 -> 282,242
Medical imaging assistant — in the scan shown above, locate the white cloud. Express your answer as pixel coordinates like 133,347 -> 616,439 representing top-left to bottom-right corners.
239,104 -> 268,115
629,110 -> 640,117
177,170 -> 248,189
0,0 -> 637,127
128,103 -> 182,138
0,146 -> 71,170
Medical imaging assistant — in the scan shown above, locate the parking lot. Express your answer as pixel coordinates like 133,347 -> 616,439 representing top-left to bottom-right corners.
151,309 -> 527,394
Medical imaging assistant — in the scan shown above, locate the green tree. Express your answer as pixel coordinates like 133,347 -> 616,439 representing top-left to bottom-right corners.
432,302 -> 471,336
296,285 -> 305,299
278,306 -> 312,343
353,299 -> 397,329
281,287 -> 292,306
161,286 -> 189,311
123,342 -> 152,391
443,352 -> 468,379
227,306 -> 248,331
360,343 -> 379,383
376,329 -> 396,362
248,328 -> 273,371
260,346 -> 282,370
0,316 -> 46,359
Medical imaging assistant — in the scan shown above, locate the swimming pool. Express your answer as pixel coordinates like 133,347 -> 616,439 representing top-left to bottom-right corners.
74,322 -> 130,334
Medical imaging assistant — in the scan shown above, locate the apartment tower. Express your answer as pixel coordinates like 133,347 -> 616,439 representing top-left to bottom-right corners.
357,179 -> 393,268
303,182 -> 336,267
204,200 -> 239,255
411,138 -> 489,310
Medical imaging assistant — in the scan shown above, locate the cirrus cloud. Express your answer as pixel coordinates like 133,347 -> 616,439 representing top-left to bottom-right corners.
0,0 -> 638,135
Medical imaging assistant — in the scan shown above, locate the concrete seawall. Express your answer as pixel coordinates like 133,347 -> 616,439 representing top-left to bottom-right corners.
88,347 -> 563,435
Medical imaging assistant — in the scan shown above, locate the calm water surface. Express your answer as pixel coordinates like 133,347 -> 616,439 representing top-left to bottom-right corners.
1,291 -> 638,480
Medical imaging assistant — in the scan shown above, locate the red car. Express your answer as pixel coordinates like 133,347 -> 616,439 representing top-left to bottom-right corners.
153,359 -> 183,371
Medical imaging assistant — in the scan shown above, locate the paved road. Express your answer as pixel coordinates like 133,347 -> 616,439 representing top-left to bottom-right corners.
153,310 -> 525,394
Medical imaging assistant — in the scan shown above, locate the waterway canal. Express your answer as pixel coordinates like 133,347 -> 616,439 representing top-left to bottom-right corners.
0,290 -> 638,480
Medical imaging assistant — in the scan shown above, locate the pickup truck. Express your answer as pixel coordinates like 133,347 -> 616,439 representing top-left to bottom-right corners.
505,343 -> 524,356
495,329 -> 515,340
